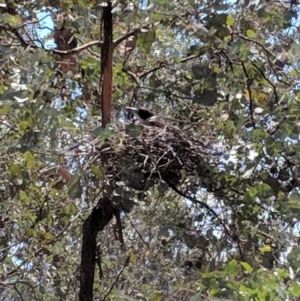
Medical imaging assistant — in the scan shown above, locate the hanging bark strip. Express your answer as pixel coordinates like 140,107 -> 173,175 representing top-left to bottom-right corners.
101,1 -> 113,127
79,3 -> 114,301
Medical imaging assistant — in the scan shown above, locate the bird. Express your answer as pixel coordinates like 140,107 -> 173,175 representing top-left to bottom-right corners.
126,107 -> 164,127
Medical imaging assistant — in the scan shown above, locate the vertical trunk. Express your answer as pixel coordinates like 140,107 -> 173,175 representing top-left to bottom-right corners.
101,1 -> 113,128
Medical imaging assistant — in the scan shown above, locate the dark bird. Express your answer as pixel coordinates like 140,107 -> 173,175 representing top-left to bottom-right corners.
126,107 -> 164,127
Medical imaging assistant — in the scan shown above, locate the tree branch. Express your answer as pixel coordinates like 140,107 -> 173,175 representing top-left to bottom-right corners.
164,178 -> 236,240
79,198 -> 118,301
101,255 -> 130,301
52,40 -> 102,54
113,25 -> 150,48
139,54 -> 199,79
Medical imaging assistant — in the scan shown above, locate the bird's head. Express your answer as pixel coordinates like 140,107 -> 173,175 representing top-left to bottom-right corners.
126,107 -> 154,119
126,107 -> 164,127
126,107 -> 155,125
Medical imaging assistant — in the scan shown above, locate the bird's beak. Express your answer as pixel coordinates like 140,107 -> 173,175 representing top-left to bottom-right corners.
126,107 -> 138,112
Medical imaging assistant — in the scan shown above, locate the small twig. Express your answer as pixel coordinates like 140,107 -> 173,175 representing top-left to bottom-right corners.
52,40 -> 102,54
113,24 -> 151,48
138,54 -> 200,79
34,210 -> 82,256
240,60 -> 256,129
125,214 -> 149,247
249,59 -> 279,104
101,255 -> 130,301
164,178 -> 236,240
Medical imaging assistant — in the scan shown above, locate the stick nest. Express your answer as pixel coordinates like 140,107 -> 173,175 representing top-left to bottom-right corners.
91,124 -> 220,195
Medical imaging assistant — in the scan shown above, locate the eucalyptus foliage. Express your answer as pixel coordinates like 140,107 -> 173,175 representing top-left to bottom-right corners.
1,0 -> 300,300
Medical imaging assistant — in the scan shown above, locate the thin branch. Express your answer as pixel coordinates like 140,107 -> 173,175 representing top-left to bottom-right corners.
113,24 -> 151,48
7,25 -> 30,48
125,213 -> 149,247
52,40 -> 102,54
249,59 -> 279,104
240,60 -> 256,129
101,255 -> 130,301
139,54 -> 199,79
14,284 -> 25,301
140,86 -> 193,100
0,279 -> 38,300
239,33 -> 277,59
164,178 -> 236,240
239,32 -> 298,91
4,23 -> 154,56
34,210 -> 82,256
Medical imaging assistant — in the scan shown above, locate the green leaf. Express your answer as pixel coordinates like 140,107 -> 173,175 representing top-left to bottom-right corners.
224,120 -> 235,137
226,259 -> 238,276
2,13 -> 21,26
9,163 -> 21,175
289,282 -> 300,297
246,29 -> 256,38
259,245 -> 272,253
283,122 -> 294,136
19,190 -> 30,202
256,183 -> 272,197
149,292 -> 163,301
9,15 -> 22,26
82,56 -> 99,69
152,12 -> 163,22
246,187 -> 257,200
288,193 -> 300,209
240,261 -> 253,273
39,286 -> 46,295
226,15 -> 235,26
202,272 -> 215,279
209,287 -> 219,296
137,30 -> 156,54
0,105 -> 10,115
239,284 -> 257,296
277,269 -> 288,278
59,117 -> 76,129
91,165 -> 103,179
68,175 -> 82,199
19,120 -> 31,130
44,232 -> 55,240
23,151 -> 36,168
253,128 -> 267,139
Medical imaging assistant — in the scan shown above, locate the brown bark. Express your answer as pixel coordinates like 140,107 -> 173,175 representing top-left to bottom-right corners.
80,3 -> 115,300
79,198 -> 118,301
101,1 -> 113,128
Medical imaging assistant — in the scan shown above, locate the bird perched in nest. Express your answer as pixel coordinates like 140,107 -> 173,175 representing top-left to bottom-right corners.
126,107 -> 164,127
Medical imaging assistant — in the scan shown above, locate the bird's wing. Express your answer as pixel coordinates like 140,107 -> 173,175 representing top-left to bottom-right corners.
147,116 -> 165,127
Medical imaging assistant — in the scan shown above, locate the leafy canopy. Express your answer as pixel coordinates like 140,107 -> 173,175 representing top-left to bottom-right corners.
1,0 -> 300,300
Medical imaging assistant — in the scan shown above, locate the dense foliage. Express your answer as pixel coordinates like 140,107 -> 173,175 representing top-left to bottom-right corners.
1,0 -> 300,300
